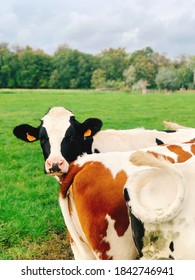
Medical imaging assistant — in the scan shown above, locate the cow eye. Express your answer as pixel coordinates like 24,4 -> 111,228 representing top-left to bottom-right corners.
40,137 -> 48,145
66,134 -> 75,143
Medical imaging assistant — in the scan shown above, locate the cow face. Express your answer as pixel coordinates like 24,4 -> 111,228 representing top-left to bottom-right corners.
13,107 -> 103,176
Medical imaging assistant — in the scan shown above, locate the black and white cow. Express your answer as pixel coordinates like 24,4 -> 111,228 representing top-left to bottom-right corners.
13,106 -> 195,177
13,107 -> 102,176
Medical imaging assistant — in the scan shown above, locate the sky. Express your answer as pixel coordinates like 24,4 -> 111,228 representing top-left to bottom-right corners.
1,0 -> 195,58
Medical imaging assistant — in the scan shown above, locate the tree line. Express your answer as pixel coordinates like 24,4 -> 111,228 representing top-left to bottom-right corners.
1,42 -> 195,91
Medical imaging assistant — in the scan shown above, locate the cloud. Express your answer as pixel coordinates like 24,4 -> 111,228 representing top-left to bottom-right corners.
0,0 -> 195,57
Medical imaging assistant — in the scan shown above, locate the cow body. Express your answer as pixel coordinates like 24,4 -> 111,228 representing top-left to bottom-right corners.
59,142 -> 195,259
59,153 -> 138,259
124,151 -> 195,260
92,127 -> 195,152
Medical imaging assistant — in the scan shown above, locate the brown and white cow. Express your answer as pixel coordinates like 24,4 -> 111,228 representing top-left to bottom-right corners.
58,141 -> 195,259
13,107 -> 195,177
124,150 -> 195,260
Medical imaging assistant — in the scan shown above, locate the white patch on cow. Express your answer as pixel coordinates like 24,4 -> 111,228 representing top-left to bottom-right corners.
128,155 -> 195,259
59,192 -> 96,260
42,107 -> 73,173
75,151 -> 141,179
126,151 -> 185,223
99,214 -> 137,260
92,128 -> 195,152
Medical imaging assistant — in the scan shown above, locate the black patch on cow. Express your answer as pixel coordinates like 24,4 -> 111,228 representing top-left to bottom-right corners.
61,118 -> 85,163
39,126 -> 51,161
169,255 -> 175,260
59,116 -> 102,163
84,137 -> 93,154
124,188 -> 130,203
79,117 -> 103,136
13,124 -> 40,142
160,130 -> 176,133
156,138 -> 164,145
129,211 -> 145,258
169,241 -> 174,252
60,116 -> 103,163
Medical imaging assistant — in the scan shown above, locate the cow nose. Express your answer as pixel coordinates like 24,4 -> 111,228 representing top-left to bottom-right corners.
46,159 -> 67,174
49,162 -> 62,173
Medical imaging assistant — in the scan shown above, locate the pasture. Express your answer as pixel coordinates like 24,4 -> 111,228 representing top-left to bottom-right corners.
1,89 -> 195,260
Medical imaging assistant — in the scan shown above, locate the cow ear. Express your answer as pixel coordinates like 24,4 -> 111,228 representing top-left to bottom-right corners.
13,124 -> 40,142
81,118 -> 103,137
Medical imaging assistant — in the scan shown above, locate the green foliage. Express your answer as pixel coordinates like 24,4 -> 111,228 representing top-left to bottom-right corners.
91,68 -> 106,88
50,47 -> 96,89
16,46 -> 52,88
0,43 -> 195,90
99,47 -> 128,81
123,65 -> 136,87
129,47 -> 158,88
0,43 -> 18,88
177,65 -> 193,89
155,67 -> 180,91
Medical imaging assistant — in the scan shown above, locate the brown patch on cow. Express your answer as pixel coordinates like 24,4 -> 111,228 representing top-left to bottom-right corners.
70,162 -> 129,259
67,230 -> 74,244
60,163 -> 83,198
191,144 -> 195,155
147,151 -> 175,163
184,139 -> 195,144
167,145 -> 192,162
67,191 -> 73,216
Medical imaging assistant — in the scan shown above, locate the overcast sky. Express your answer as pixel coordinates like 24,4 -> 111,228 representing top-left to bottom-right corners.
1,0 -> 195,58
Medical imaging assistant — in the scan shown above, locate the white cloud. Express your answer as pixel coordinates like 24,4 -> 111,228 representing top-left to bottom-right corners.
0,0 -> 195,57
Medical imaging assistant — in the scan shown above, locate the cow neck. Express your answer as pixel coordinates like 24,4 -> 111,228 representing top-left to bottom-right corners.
60,163 -> 83,198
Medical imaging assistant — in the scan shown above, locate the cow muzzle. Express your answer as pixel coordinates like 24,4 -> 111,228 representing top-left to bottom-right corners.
45,157 -> 69,175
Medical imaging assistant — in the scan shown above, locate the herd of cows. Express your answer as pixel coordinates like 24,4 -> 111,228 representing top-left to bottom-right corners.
13,107 -> 195,260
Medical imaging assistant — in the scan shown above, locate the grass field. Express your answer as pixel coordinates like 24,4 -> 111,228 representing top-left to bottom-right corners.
1,89 -> 195,260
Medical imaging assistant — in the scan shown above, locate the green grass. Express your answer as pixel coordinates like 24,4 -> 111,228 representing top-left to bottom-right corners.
1,89 -> 195,259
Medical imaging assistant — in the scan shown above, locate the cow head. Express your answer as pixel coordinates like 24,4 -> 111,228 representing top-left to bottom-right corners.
13,107 -> 103,176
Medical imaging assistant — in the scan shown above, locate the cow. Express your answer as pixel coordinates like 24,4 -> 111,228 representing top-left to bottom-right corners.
13,107 -> 195,178
59,141 -> 195,259
124,150 -> 195,260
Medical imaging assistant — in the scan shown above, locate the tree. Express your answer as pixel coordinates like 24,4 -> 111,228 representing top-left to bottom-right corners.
50,47 -> 97,89
76,53 -> 98,88
99,48 -> 128,81
91,69 -> 106,89
177,65 -> 193,89
155,67 -> 180,91
123,65 -> 136,87
0,42 -> 18,88
16,46 -> 52,88
129,47 -> 157,88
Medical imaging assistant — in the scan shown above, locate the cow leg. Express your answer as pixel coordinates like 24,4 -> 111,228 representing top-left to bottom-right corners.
59,194 -> 96,260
